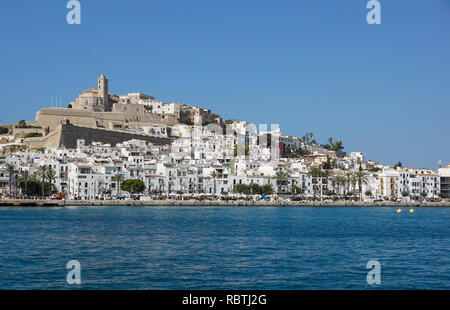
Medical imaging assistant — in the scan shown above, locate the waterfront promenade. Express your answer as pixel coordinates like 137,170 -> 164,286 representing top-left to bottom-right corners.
1,199 -> 449,208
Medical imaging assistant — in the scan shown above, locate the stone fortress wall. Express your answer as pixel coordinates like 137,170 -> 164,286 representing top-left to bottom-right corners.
24,123 -> 172,150
35,107 -> 178,132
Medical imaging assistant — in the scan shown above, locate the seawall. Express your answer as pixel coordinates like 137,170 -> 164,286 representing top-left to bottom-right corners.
1,199 -> 449,208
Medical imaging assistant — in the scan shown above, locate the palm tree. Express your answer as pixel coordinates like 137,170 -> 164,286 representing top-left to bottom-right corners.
333,175 -> 346,197
320,169 -> 332,200
36,165 -> 48,198
274,170 -> 289,195
6,163 -> 17,197
208,171 -> 221,196
176,190 -> 183,200
46,168 -> 57,197
19,170 -> 31,198
308,167 -> 322,199
344,172 -> 354,195
112,174 -> 125,196
354,171 -> 369,201
303,132 -> 314,144
351,175 -> 357,196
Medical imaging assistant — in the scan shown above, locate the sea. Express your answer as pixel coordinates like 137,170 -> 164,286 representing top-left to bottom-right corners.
0,206 -> 449,289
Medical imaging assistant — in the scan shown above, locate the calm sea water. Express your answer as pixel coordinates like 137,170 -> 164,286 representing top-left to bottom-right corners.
0,206 -> 449,289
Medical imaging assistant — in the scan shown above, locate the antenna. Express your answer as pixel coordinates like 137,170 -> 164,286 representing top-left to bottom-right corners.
438,160 -> 442,169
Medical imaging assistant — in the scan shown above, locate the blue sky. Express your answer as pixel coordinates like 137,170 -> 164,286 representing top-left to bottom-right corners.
0,0 -> 449,168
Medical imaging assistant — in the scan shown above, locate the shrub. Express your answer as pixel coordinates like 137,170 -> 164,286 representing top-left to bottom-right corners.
17,120 -> 27,128
24,132 -> 42,139
324,190 -> 335,196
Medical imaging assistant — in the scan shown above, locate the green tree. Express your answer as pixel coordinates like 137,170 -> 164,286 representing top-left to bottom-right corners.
333,175 -> 346,196
36,165 -> 48,198
18,179 -> 51,197
302,132 -> 314,144
274,170 -> 289,194
208,171 -> 221,195
420,191 -> 428,199
100,187 -> 112,196
394,161 -> 403,169
323,137 -> 344,153
17,120 -> 27,128
354,171 -> 369,201
19,170 -> 31,198
121,179 -> 145,194
46,168 -> 57,196
260,184 -> 273,195
234,184 -> 252,196
0,127 -> 8,135
290,185 -> 301,196
324,189 -> 335,196
320,169 -> 332,200
343,172 -> 353,195
284,144 -> 309,158
250,183 -> 260,195
322,156 -> 335,170
350,176 -> 357,195
6,163 -> 17,197
308,167 -> 322,198
112,174 -> 125,196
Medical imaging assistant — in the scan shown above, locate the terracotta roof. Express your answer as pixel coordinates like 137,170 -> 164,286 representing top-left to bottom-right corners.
80,88 -> 98,94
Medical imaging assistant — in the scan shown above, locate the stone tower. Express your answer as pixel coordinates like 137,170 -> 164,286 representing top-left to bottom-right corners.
98,74 -> 109,111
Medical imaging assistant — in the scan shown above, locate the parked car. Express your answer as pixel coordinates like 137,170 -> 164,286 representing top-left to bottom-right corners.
51,193 -> 66,200
131,195 -> 142,201
426,197 -> 442,202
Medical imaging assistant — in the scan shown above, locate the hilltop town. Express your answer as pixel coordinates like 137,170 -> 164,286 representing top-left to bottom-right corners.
0,75 -> 449,203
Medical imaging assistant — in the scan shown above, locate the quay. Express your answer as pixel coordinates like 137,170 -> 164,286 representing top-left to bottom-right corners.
1,199 -> 450,208
0,199 -> 63,207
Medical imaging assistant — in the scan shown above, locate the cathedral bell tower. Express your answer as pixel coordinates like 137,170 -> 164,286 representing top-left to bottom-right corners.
98,74 -> 109,111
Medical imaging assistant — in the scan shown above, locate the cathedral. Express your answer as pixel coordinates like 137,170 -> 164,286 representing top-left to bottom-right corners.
71,75 -> 114,112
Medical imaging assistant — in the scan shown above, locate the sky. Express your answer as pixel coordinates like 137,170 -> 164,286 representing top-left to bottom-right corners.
0,0 -> 449,169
